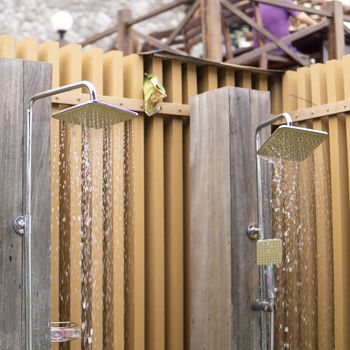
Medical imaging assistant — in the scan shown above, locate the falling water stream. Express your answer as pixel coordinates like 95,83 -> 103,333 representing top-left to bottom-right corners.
56,119 -> 132,349
261,143 -> 334,349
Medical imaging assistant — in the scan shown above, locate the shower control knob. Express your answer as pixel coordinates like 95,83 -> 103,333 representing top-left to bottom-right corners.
246,224 -> 260,240
13,216 -> 25,235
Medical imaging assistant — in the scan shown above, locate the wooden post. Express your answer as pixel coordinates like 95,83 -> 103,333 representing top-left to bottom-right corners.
117,9 -> 132,56
202,0 -> 222,60
0,58 -> 51,349
190,87 -> 270,349
327,1 -> 345,59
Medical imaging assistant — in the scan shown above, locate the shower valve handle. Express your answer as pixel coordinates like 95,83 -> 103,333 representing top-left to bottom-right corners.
13,216 -> 26,235
246,224 -> 260,240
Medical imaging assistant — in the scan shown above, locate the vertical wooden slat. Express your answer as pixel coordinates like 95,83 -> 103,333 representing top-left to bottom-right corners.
144,56 -> 165,350
282,70 -> 298,111
298,119 -> 318,349
182,62 -> 197,350
253,74 -> 268,91
123,53 -> 145,350
326,58 -> 350,350
278,69 -> 299,349
269,75 -> 283,115
218,68 -> 235,88
342,55 -> 350,215
24,60 -> 52,350
197,66 -> 218,93
164,59 -> 184,350
59,44 -> 82,350
16,38 -> 38,60
296,67 -> 312,109
236,71 -> 252,89
103,49 -> 125,350
310,63 -> 327,106
0,58 -> 24,350
0,35 -> 15,57
310,62 -> 334,350
82,47 -> 104,350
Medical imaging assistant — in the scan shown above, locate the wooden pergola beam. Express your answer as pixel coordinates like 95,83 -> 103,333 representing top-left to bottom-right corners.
130,28 -> 188,55
221,0 -> 308,66
126,0 -> 192,27
230,19 -> 330,65
166,0 -> 201,46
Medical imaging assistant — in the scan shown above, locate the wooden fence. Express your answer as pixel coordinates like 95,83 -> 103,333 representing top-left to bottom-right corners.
274,57 -> 350,350
0,35 -> 277,350
0,33 -> 349,350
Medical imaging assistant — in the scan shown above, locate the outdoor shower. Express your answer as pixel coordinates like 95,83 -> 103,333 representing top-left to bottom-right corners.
247,112 -> 328,350
12,80 -> 138,350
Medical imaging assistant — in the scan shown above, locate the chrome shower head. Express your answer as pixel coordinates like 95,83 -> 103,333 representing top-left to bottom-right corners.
257,125 -> 328,162
52,100 -> 138,129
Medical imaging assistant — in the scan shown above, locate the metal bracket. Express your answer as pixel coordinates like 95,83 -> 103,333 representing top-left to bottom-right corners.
246,224 -> 260,240
251,300 -> 273,312
13,216 -> 25,235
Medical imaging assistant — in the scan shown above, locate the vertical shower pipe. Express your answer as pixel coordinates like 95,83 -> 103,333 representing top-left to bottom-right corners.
255,112 -> 293,350
14,81 -> 97,350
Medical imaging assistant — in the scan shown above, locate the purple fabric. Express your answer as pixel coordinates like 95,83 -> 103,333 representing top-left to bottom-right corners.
253,0 -> 299,55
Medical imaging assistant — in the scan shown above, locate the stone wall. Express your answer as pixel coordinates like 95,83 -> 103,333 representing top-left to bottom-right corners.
0,0 -> 185,50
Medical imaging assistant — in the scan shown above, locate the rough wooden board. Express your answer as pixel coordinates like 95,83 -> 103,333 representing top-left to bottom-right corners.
190,91 -> 210,350
0,58 -> 24,350
23,60 -> 52,349
190,86 -> 270,349
229,87 -> 270,350
0,58 -> 52,349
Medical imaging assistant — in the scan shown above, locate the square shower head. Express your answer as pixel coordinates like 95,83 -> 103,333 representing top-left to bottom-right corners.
257,125 -> 328,162
257,238 -> 282,265
52,100 -> 138,129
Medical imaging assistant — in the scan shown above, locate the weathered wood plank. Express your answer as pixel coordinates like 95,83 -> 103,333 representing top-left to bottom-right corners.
0,58 -> 25,350
0,57 -> 51,349
190,87 -> 270,349
24,59 -> 52,350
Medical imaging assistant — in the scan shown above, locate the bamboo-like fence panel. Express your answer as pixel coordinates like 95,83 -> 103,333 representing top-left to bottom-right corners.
0,35 -> 277,350
275,55 -> 350,350
1,32 -> 349,350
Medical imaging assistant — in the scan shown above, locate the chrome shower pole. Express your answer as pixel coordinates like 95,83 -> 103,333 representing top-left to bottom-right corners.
14,81 -> 97,350
255,113 -> 292,350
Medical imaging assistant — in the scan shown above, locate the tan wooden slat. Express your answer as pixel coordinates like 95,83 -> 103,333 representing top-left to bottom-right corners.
182,62 -> 197,350
342,55 -> 350,213
326,59 -> 350,350
298,120 -> 318,349
16,37 -> 38,60
59,44 -> 82,350
82,48 -> 104,350
103,49 -> 125,350
296,67 -> 312,109
253,74 -> 268,91
163,59 -> 184,350
269,75 -> 282,115
218,68 -> 235,88
0,35 -> 15,57
198,66 -> 218,93
144,56 -> 165,350
123,53 -> 145,350
310,63 -> 327,106
282,70 -> 297,111
310,62 -> 334,350
236,71 -> 252,89
278,69 -> 299,348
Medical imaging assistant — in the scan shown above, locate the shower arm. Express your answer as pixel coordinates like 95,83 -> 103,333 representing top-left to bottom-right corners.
254,112 -> 292,350
255,112 -> 292,238
13,80 -> 97,350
